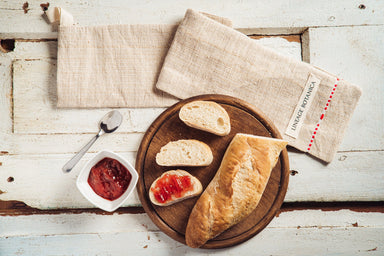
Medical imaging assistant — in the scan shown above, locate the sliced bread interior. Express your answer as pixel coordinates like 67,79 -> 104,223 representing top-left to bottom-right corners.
156,139 -> 213,166
179,101 -> 231,136
149,170 -> 203,206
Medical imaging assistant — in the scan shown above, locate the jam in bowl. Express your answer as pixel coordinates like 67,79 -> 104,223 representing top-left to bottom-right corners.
76,150 -> 138,212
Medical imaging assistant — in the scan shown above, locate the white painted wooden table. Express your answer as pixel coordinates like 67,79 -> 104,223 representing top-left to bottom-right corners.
1,1 -> 383,255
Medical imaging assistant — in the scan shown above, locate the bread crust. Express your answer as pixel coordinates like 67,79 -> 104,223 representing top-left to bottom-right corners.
185,133 -> 287,248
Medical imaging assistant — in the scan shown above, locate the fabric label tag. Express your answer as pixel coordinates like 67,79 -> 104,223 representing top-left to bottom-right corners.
285,73 -> 321,139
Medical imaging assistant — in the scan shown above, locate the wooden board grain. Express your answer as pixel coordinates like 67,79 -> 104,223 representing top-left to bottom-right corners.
136,95 -> 289,248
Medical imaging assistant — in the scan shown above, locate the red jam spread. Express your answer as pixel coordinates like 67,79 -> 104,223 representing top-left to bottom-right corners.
151,173 -> 193,204
88,157 -> 131,201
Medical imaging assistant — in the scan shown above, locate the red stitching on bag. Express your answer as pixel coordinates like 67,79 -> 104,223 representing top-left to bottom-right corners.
307,78 -> 340,152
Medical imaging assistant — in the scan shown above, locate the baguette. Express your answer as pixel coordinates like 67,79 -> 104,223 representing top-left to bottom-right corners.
149,170 -> 203,206
179,101 -> 230,136
156,139 -> 213,166
185,133 -> 287,248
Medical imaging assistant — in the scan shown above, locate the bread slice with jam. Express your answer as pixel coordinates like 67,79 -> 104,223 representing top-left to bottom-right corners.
149,170 -> 203,206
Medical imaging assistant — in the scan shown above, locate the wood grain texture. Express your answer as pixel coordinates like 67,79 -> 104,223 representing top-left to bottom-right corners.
1,133 -> 144,155
1,151 -> 383,210
0,56 -> 12,134
0,152 -> 142,209
286,151 -> 384,202
9,40 -> 57,60
0,0 -> 383,38
0,210 -> 383,255
136,95 -> 289,248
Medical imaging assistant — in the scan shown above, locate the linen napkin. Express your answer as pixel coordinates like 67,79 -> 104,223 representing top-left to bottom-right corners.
55,10 -> 232,108
156,9 -> 362,162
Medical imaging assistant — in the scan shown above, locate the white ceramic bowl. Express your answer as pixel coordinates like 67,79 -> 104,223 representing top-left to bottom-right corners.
76,150 -> 138,212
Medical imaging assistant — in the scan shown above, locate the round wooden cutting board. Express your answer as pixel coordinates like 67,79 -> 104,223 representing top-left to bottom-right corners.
136,94 -> 289,249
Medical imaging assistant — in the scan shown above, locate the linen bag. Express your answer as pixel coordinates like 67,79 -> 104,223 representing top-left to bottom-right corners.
50,8 -> 232,108
155,9 -> 362,162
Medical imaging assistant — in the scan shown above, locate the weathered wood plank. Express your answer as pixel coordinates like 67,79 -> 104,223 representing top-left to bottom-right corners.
304,25 -> 384,151
1,133 -> 143,155
9,40 -> 58,60
2,209 -> 383,237
0,0 -> 383,39
0,210 -> 383,255
287,151 -> 384,202
2,228 -> 382,255
0,56 -> 12,134
0,152 -> 141,209
1,151 -> 383,209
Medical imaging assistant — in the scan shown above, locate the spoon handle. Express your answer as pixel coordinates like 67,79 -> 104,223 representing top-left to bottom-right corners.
62,130 -> 103,173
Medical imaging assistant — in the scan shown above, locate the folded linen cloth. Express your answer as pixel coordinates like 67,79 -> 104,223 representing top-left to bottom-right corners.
55,11 -> 232,108
156,9 -> 362,162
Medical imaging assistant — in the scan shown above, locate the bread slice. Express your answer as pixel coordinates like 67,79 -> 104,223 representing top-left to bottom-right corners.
179,101 -> 230,136
156,139 -> 213,166
185,133 -> 288,248
149,170 -> 203,206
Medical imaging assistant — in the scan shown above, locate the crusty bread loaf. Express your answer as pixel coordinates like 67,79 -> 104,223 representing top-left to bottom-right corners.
156,139 -> 213,166
179,101 -> 230,136
185,133 -> 287,248
149,170 -> 203,206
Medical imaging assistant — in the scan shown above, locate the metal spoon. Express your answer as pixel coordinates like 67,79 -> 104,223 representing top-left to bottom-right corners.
62,110 -> 123,173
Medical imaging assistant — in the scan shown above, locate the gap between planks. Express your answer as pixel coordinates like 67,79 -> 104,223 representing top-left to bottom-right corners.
1,201 -> 383,216
9,35 -> 302,42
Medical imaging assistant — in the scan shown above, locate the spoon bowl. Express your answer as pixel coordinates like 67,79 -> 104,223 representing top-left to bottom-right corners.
62,110 -> 123,173
100,110 -> 123,133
